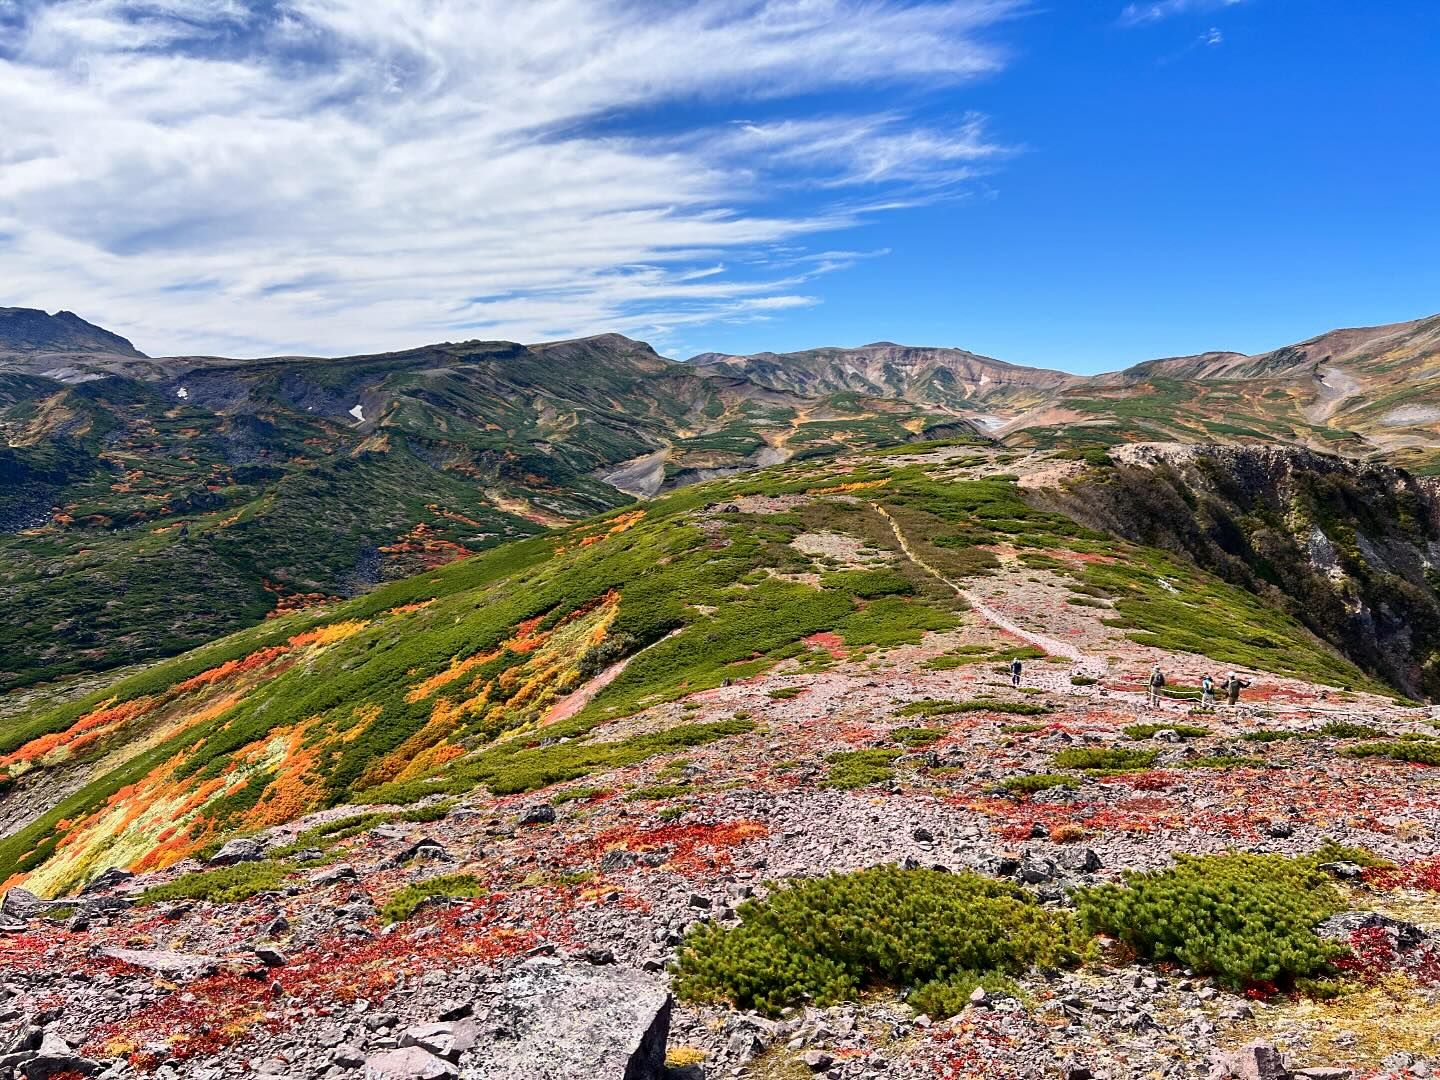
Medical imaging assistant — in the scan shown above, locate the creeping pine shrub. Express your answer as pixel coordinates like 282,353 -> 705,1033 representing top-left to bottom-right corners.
896,699 -> 1050,718
825,749 -> 902,789
380,874 -> 485,923
1052,747 -> 1158,772
891,726 -> 945,747
1340,741 -> 1440,766
1123,723 -> 1210,740
999,773 -> 1080,796
674,866 -> 1083,1017
1076,853 -> 1347,992
1320,721 -> 1385,740
138,861 -> 288,905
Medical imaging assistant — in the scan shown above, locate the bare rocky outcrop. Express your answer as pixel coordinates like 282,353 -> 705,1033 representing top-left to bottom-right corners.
1036,443 -> 1440,697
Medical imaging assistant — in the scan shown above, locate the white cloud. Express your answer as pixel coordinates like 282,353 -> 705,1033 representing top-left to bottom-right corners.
0,0 -> 1022,357
1119,0 -> 1244,27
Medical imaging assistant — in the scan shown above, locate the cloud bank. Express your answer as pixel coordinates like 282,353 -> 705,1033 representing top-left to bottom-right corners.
0,0 -> 1020,356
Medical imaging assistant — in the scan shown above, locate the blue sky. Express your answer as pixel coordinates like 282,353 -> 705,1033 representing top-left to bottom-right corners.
0,1 -> 1436,371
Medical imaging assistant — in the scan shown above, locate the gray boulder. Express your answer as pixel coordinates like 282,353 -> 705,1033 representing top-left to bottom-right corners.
99,947 -> 220,981
465,958 -> 671,1079
0,889 -> 52,921
1208,1042 -> 1288,1080
207,837 -> 265,866
364,1046 -> 457,1078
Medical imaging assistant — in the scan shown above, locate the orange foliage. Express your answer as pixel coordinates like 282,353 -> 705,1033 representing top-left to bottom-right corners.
0,697 -> 156,770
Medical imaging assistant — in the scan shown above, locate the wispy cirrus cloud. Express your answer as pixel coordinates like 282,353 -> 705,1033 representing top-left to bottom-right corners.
0,0 -> 1023,357
1119,0 -> 1245,27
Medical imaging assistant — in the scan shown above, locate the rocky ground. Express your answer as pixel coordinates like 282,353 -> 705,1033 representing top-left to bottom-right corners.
4,453 -> 1440,1080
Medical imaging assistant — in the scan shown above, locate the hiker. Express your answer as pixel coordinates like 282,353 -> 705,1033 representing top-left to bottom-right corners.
1224,671 -> 1250,706
1147,664 -> 1165,707
1010,657 -> 1023,687
1200,673 -> 1216,708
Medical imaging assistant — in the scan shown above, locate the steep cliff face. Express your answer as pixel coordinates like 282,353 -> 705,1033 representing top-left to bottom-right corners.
1034,443 -> 1440,698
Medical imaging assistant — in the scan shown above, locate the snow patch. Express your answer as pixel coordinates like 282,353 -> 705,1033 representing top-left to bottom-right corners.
349,403 -> 365,422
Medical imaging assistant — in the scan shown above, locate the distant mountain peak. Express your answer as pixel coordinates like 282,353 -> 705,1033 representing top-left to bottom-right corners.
0,307 -> 146,357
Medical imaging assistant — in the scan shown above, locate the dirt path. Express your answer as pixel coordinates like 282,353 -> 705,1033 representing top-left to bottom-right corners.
875,506 -> 1107,675
537,628 -> 683,728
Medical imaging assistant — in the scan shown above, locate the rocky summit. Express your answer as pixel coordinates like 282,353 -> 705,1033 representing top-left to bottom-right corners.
2,437 -> 1440,1080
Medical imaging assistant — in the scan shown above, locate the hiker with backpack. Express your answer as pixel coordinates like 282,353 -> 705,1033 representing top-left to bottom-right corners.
1147,664 -> 1166,707
1200,673 -> 1216,708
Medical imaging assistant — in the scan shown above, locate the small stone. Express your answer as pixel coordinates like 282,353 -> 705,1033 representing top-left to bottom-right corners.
310,864 -> 359,886
330,1044 -> 365,1069
436,1000 -> 473,1021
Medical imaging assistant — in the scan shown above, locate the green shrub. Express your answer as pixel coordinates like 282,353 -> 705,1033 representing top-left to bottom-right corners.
1319,721 -> 1385,740
1052,747 -> 1158,772
891,727 -> 945,747
1123,722 -> 1210,740
822,568 -> 915,599
674,866 -> 1083,1016
380,873 -> 485,923
138,861 -> 288,905
999,773 -> 1079,795
552,786 -> 612,804
626,784 -> 692,801
825,749 -> 902,789
1340,741 -> 1440,766
1076,853 -> 1346,991
895,699 -> 1050,718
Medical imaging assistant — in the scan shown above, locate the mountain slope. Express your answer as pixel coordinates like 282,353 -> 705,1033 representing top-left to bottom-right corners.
0,307 -> 145,359
2,441 -> 1404,894
689,341 -> 1081,417
4,442 -> 1440,1079
0,327 -> 974,692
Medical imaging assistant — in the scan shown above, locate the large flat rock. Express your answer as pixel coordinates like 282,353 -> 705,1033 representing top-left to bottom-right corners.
466,959 -> 671,1080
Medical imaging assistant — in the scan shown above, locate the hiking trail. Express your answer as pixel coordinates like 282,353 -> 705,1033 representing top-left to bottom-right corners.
876,506 -> 1108,677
